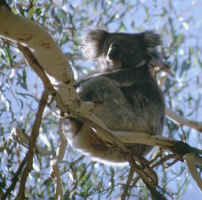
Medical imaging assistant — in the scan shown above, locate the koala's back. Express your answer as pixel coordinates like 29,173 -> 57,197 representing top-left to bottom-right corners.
77,65 -> 165,135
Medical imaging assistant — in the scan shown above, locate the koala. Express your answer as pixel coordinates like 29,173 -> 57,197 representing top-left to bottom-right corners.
63,29 -> 165,164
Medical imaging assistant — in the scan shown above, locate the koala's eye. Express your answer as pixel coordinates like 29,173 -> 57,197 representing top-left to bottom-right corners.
107,43 -> 120,60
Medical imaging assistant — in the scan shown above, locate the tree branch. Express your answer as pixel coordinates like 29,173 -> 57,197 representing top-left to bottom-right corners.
121,163 -> 135,200
184,153 -> 202,191
2,154 -> 27,200
0,4 -> 91,116
16,90 -> 48,200
50,118 -> 68,200
166,108 -> 202,132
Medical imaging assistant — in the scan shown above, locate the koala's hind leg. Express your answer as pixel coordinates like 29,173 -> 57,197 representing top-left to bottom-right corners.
64,118 -> 127,164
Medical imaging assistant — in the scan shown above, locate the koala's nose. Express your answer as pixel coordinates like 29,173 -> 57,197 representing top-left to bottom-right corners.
107,43 -> 119,61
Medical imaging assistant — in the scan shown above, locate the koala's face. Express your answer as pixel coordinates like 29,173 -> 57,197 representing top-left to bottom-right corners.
102,34 -> 148,70
82,29 -> 161,72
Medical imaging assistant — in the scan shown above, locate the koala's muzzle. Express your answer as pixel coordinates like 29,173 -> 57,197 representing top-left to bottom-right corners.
107,43 -> 120,61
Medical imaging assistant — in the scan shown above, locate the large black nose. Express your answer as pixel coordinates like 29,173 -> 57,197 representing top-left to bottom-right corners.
107,43 -> 120,60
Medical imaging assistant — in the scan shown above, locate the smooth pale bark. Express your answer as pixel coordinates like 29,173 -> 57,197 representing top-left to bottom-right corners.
0,6 -> 80,109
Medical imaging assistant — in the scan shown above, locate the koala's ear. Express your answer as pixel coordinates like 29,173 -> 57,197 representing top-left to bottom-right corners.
142,31 -> 161,48
82,29 -> 109,59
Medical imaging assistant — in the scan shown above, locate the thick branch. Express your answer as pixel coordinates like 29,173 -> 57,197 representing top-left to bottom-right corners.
0,5 -> 82,113
0,6 -> 72,83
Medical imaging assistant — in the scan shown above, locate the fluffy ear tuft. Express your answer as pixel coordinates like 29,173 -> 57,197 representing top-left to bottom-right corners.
82,29 -> 109,59
143,31 -> 161,48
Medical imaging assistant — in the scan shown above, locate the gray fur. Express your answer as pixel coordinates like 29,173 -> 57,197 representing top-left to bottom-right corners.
64,29 -> 165,164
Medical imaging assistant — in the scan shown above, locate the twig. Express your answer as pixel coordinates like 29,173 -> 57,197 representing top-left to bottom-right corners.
51,118 -> 67,200
2,154 -> 27,200
121,163 -> 135,200
166,108 -> 202,132
130,161 -> 167,200
132,153 -> 178,187
16,90 -> 48,200
151,154 -> 178,168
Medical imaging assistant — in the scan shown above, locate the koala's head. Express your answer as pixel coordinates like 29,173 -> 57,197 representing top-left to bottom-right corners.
82,29 -> 161,72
